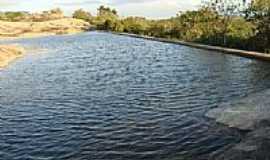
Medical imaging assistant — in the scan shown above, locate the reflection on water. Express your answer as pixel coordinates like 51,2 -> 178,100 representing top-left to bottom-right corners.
1,32 -> 270,160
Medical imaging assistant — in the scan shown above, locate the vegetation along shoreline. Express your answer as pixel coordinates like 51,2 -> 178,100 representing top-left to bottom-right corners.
0,0 -> 269,159
0,0 -> 269,67
112,32 -> 270,61
71,1 -> 268,54
0,9 -> 92,68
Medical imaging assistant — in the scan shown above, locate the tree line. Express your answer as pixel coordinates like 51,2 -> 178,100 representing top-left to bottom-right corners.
73,0 -> 269,53
0,0 -> 268,52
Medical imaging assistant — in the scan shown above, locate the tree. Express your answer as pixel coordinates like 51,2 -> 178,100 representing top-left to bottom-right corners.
95,6 -> 119,30
122,17 -> 150,35
246,0 -> 270,52
0,11 -> 30,21
170,8 -> 221,42
204,0 -> 248,46
149,20 -> 173,38
97,5 -> 118,17
225,17 -> 256,48
39,8 -> 64,21
73,9 -> 92,21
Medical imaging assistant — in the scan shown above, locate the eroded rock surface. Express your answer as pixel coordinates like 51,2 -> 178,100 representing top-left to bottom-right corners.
206,89 -> 270,130
212,127 -> 270,160
206,89 -> 270,160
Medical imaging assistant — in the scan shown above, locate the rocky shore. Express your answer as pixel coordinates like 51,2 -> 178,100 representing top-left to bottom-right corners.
206,89 -> 270,160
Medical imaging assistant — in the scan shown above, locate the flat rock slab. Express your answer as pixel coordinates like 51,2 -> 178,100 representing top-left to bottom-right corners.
212,127 -> 270,160
206,90 -> 270,160
206,89 -> 270,130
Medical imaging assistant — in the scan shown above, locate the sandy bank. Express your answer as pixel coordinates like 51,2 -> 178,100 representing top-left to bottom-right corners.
0,45 -> 25,68
0,18 -> 91,67
114,32 -> 270,61
0,18 -> 91,39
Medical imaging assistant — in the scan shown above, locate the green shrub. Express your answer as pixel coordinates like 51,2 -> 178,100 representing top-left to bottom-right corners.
73,9 -> 92,21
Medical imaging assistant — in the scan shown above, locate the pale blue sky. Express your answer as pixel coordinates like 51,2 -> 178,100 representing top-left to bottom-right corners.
0,0 -> 201,19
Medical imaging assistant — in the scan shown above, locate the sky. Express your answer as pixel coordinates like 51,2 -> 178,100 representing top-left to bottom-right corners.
0,0 -> 202,19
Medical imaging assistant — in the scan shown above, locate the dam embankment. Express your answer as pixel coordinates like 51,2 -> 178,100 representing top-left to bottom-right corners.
114,32 -> 270,61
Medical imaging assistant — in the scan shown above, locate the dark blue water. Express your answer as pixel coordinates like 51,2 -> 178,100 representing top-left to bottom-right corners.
1,32 -> 270,160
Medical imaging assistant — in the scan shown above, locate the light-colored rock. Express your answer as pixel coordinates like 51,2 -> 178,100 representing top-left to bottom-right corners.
206,89 -> 270,130
206,89 -> 270,159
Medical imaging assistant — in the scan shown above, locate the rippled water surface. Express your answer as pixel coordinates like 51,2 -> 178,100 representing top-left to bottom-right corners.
1,32 -> 270,160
